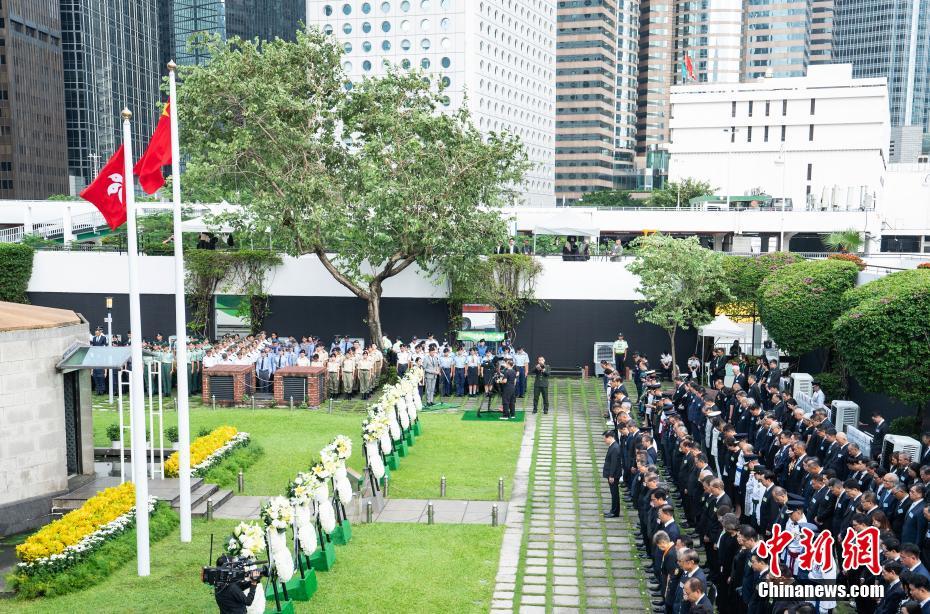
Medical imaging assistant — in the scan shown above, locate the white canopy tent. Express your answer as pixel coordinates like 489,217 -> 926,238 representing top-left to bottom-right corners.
698,314 -> 745,386
530,214 -> 601,255
179,200 -> 241,234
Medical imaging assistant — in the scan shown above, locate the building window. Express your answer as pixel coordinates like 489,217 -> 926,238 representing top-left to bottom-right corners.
765,101 -> 770,116
748,101 -> 753,117
324,4 -> 333,16
806,185 -> 811,196
810,98 -> 816,115
363,60 -> 372,71
807,163 -> 812,180
363,40 -> 372,51
421,57 -> 430,69
421,38 -> 431,50
382,20 -> 391,32
362,21 -> 372,32
382,40 -> 391,50
342,3 -> 352,14
747,126 -> 752,142
343,23 -> 352,34
780,125 -> 786,142
381,2 -> 391,12
730,127 -> 735,143
731,101 -> 736,118
362,2 -> 372,13
764,126 -> 769,142
401,0 -> 410,9
782,99 -> 787,116
441,56 -> 451,68
808,124 -> 814,141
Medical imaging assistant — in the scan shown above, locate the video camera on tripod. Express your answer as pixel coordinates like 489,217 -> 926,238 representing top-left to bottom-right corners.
202,555 -> 269,588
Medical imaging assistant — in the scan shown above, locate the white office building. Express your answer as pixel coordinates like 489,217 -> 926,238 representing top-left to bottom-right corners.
668,64 -> 890,214
305,0 -> 556,206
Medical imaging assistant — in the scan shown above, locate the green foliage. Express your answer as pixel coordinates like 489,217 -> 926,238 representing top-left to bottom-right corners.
104,423 -> 120,442
165,426 -> 179,442
722,252 -> 804,304
100,211 -> 198,254
20,234 -> 60,249
840,268 -> 928,310
813,369 -> 847,401
0,243 -> 34,303
833,269 -> 930,408
379,364 -> 399,387
185,249 -> 281,337
824,229 -> 863,253
627,234 -> 733,371
576,189 -> 636,207
757,259 -> 858,355
177,31 -> 525,343
201,442 -> 264,490
649,177 -> 715,208
8,503 -> 177,599
443,254 -> 544,337
889,415 -> 921,436
531,234 -> 565,256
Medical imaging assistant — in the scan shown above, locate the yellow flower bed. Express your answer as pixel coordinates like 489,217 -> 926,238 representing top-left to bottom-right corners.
16,482 -> 136,563
164,425 -> 239,477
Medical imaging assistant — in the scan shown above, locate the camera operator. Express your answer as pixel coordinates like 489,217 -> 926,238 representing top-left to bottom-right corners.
214,555 -> 260,614
498,358 -> 517,420
532,356 -> 550,415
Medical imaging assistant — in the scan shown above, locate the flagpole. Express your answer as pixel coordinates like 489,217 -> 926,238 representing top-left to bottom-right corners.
168,61 -> 192,543
121,108 -> 151,576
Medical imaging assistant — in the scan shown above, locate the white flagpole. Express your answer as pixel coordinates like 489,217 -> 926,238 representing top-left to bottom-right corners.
168,61 -> 192,543
121,108 -> 151,576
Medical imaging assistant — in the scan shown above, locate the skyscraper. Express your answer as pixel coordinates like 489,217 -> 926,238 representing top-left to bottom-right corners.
173,0 -> 226,65
306,0 -> 555,207
833,0 -> 929,133
636,0 -> 673,158
614,0 -> 638,179
61,0 -> 161,193
741,0 -> 812,80
555,0 -> 618,202
674,0 -> 742,85
0,0 -> 69,199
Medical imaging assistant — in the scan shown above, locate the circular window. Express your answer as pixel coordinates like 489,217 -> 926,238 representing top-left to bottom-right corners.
420,0 -> 430,7
440,37 -> 451,49
344,81 -> 353,91
382,39 -> 391,50
342,3 -> 351,14
323,5 -> 333,16
401,19 -> 410,31
440,17 -> 450,30
421,57 -> 430,69
401,58 -> 411,68
343,22 -> 352,34
441,95 -> 451,106
401,0 -> 410,9
343,61 -> 352,71
440,0 -> 450,7
441,56 -> 451,68
420,18 -> 430,29
380,1 -> 390,12
363,60 -> 372,71
362,21 -> 372,32
401,39 -> 411,50
323,24 -> 334,34
441,76 -> 451,87
421,38 -> 431,50
343,42 -> 353,53
382,20 -> 391,32
362,2 -> 372,13
363,40 -> 372,51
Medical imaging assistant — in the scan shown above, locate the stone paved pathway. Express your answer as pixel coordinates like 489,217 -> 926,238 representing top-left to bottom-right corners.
490,379 -> 649,613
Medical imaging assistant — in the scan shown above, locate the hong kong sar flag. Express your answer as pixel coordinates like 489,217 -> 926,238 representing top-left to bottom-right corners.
79,146 -> 127,230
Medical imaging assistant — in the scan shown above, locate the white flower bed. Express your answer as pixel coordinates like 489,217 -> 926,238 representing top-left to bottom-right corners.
192,432 -> 251,477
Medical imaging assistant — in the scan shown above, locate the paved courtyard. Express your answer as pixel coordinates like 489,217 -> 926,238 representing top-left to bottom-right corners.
491,379 -> 649,613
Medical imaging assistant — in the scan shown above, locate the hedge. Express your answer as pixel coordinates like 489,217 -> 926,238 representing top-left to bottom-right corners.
834,270 -> 930,407
0,243 -> 35,303
722,252 -> 803,303
757,258 -> 859,355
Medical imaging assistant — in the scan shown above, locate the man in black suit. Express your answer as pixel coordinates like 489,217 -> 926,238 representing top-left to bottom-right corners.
683,577 -> 713,613
875,560 -> 906,614
710,348 -> 727,384
673,549 -> 706,614
863,410 -> 889,460
807,473 -> 833,529
653,531 -> 678,611
603,430 -> 623,518
920,432 -> 930,466
765,358 -> 781,389
90,326 -> 108,394
499,359 -> 517,419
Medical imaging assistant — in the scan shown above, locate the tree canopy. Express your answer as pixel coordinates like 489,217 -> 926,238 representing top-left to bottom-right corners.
649,178 -> 714,208
627,234 -> 732,373
576,189 -> 636,207
177,30 -> 527,342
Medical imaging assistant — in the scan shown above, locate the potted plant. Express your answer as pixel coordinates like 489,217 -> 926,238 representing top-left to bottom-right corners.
166,426 -> 180,450
106,423 -> 121,448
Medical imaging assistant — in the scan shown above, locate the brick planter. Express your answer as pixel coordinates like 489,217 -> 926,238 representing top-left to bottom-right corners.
273,366 -> 326,407
202,364 -> 255,406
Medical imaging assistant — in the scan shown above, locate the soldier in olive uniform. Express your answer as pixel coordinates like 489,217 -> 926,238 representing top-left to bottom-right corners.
357,350 -> 374,400
327,349 -> 343,399
341,349 -> 358,400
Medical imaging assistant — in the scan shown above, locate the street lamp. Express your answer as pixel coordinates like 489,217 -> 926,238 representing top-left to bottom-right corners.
105,296 -> 114,405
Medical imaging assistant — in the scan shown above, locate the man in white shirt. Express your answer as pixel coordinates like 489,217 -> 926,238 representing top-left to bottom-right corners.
810,380 -> 826,410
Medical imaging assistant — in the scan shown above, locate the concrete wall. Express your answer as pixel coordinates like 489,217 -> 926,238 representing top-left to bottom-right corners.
0,321 -> 92,512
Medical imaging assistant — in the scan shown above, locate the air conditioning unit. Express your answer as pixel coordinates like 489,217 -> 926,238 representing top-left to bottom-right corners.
792,373 -> 813,399
593,343 -> 614,375
831,400 -> 860,433
883,434 -> 921,465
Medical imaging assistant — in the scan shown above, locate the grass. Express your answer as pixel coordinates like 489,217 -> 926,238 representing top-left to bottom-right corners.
91,395 -> 523,500
0,518 -> 503,614
7,503 -> 178,600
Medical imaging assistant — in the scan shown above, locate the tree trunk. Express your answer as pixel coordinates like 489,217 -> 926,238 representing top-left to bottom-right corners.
668,327 -> 679,379
366,282 -> 383,347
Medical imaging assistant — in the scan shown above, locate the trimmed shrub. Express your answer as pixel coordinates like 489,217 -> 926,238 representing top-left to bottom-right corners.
834,270 -> 930,407
722,251 -> 803,303
828,252 -> 865,271
0,243 -> 35,303
889,415 -> 920,437
757,258 -> 859,355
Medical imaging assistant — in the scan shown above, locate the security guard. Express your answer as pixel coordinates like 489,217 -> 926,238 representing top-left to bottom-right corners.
612,333 -> 628,376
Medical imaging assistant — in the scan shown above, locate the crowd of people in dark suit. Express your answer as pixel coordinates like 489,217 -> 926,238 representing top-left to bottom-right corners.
601,355 -> 930,614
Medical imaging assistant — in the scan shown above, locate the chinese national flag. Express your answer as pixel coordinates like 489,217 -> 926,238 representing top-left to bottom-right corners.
133,101 -> 172,194
79,145 -> 127,230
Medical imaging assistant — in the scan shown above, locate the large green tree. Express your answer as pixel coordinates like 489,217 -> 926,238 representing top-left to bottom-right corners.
834,270 -> 930,423
649,178 -> 714,208
627,234 -> 732,374
756,258 -> 859,356
177,31 -> 526,343
576,189 -> 636,207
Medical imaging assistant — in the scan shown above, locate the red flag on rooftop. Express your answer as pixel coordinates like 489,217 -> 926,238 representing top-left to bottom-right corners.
79,145 -> 127,230
134,101 -> 172,194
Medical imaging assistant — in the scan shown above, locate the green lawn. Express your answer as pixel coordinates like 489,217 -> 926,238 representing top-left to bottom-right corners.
0,519 -> 503,614
91,395 -> 523,500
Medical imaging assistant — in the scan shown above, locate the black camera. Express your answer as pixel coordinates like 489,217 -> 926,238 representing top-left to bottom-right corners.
202,556 -> 270,587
